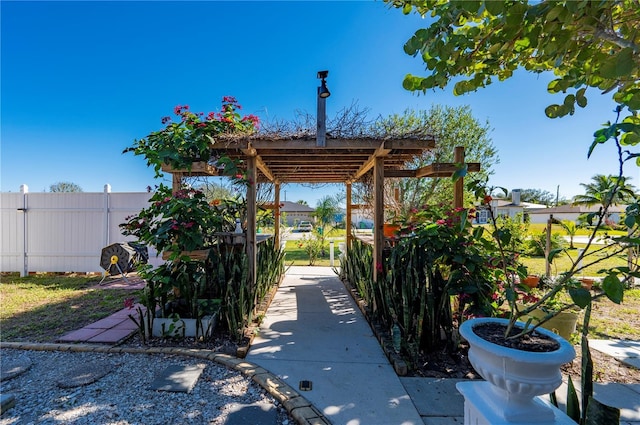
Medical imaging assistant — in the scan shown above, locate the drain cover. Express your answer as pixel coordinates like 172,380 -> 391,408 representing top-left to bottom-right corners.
299,380 -> 312,391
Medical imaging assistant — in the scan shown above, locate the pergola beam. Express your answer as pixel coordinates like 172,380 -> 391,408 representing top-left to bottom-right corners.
352,142 -> 391,181
415,162 -> 481,178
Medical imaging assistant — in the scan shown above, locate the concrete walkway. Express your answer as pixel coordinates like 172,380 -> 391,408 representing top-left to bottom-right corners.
246,266 -> 461,425
247,266 -> 640,425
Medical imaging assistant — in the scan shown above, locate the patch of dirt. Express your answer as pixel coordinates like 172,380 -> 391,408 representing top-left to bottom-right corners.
120,327 -> 252,357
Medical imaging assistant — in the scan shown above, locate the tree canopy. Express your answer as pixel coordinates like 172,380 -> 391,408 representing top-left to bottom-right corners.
387,0 -> 640,161
374,104 -> 497,208
517,188 -> 558,205
49,181 -> 83,192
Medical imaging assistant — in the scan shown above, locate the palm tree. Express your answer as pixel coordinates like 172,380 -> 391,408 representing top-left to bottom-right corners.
313,195 -> 341,257
314,195 -> 340,230
559,219 -> 580,249
572,174 -> 637,207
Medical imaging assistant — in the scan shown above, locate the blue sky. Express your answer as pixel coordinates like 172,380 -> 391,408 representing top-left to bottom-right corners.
2,1 -> 636,207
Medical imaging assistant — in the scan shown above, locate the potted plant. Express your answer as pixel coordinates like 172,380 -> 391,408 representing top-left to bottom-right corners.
519,283 -> 580,341
522,274 -> 540,288
457,181 -> 636,423
459,317 -> 575,422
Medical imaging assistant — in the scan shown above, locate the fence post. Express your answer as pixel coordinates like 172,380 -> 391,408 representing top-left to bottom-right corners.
330,240 -> 334,266
20,184 -> 29,277
103,184 -> 111,248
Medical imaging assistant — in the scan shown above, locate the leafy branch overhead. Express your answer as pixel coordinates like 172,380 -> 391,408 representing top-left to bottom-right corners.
388,0 -> 640,158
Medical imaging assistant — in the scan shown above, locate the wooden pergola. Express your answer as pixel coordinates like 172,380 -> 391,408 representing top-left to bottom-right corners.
168,137 -> 480,286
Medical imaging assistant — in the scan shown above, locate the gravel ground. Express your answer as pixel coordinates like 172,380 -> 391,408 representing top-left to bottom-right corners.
0,349 -> 292,425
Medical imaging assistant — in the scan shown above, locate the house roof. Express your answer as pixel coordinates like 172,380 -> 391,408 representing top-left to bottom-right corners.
492,200 -> 548,209
277,201 -> 315,213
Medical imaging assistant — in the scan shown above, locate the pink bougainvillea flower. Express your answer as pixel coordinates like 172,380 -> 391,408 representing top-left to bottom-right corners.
222,95 -> 237,104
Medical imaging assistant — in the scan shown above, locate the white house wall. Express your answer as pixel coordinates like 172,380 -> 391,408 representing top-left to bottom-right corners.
528,212 -> 577,224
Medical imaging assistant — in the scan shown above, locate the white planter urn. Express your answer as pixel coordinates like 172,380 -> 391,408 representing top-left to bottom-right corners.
459,317 -> 575,423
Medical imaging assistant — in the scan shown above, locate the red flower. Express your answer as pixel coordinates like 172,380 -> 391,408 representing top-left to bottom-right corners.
376,262 -> 383,273
222,96 -> 237,104
124,297 -> 135,309
484,195 -> 493,204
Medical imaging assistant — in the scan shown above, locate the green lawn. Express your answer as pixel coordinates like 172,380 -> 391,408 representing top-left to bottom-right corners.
284,238 -> 345,266
0,273 -> 140,342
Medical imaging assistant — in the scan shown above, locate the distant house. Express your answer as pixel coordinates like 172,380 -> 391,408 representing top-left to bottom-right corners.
279,201 -> 315,226
526,204 -> 625,225
475,189 -> 625,225
475,189 -> 548,224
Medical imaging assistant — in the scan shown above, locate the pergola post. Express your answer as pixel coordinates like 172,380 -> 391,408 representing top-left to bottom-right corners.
454,146 -> 465,209
274,182 -> 281,248
172,173 -> 183,195
246,156 -> 258,295
346,182 -> 352,249
373,157 -> 384,282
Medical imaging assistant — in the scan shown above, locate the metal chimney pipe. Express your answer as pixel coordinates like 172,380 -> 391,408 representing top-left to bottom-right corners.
317,70 -> 329,147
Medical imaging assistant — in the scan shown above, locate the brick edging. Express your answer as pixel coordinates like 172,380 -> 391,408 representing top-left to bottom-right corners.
0,342 -> 330,425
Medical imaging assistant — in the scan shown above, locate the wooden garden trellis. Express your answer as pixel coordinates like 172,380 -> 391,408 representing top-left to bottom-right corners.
165,138 -> 480,285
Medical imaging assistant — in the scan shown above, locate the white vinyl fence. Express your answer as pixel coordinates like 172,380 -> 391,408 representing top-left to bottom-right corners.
1,184 -> 161,276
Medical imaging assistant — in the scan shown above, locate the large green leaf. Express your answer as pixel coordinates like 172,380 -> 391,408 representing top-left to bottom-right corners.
576,87 -> 588,107
569,287 -> 591,308
602,275 -> 624,304
585,397 -> 620,425
566,376 -> 580,423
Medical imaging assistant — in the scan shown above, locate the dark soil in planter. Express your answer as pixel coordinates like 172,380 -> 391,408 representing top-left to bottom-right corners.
472,322 -> 560,352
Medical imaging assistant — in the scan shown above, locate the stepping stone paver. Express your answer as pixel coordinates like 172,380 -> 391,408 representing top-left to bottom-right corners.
0,394 -> 15,415
0,355 -> 32,381
87,327 -> 135,343
56,361 -> 114,388
590,339 -> 640,369
149,364 -> 205,393
221,401 -> 278,425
